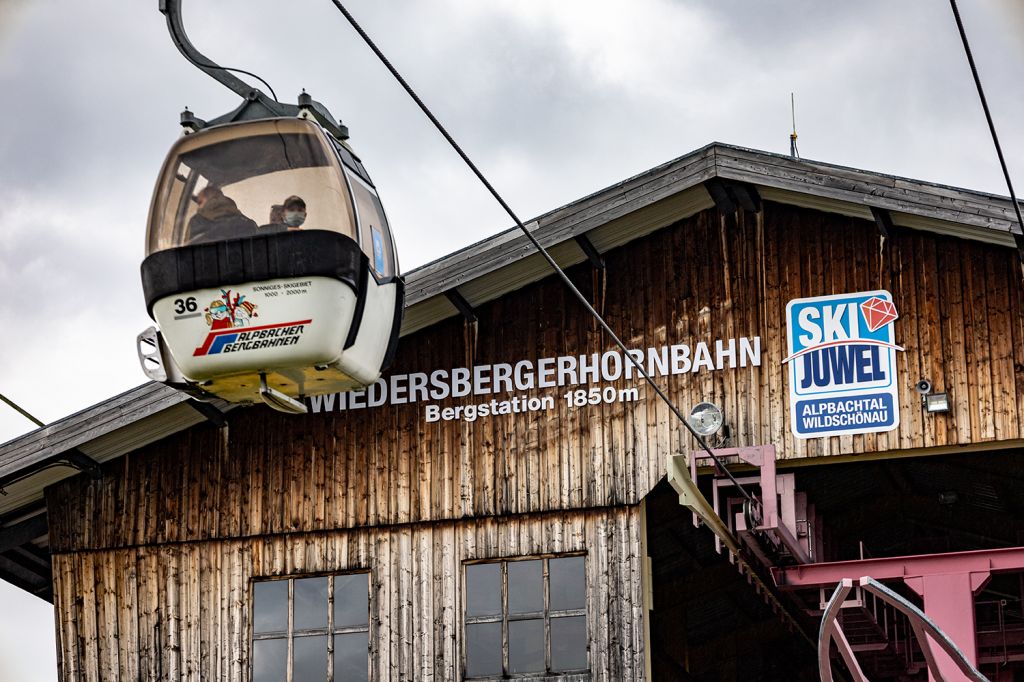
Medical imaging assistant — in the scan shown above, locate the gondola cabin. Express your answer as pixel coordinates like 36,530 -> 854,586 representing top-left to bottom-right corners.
138,116 -> 403,413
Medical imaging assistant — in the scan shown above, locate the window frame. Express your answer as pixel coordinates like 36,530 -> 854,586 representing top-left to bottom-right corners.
251,571 -> 372,682
462,553 -> 588,680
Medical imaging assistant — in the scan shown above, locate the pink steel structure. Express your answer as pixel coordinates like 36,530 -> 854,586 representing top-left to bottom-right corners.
689,445 -> 820,564
775,547 -> 1024,681
686,445 -> 1015,679
819,577 -> 987,682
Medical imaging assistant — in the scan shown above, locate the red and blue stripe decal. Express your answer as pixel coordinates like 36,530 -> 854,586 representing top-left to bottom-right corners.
193,320 -> 312,356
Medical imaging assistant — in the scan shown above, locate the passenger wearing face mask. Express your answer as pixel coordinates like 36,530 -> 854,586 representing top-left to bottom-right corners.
259,196 -> 306,233
282,195 -> 307,230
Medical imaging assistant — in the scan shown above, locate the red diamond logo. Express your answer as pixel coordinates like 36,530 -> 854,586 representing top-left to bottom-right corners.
860,297 -> 898,332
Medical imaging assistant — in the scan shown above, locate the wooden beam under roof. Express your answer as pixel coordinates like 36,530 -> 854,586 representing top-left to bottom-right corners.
0,513 -> 47,554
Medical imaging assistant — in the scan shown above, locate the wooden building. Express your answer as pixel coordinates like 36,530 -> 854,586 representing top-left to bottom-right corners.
2,143 -> 1024,680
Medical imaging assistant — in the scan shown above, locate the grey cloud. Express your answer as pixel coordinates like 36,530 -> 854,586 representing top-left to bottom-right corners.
1,3 -> 1023,677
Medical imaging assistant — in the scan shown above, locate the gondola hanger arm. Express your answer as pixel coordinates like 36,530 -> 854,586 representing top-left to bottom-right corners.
159,0 -> 270,101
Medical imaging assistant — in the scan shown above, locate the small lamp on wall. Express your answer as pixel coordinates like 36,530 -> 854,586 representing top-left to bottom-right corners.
688,401 -> 724,437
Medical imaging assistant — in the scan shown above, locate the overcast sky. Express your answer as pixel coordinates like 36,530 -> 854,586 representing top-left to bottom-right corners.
1,0 -> 1022,678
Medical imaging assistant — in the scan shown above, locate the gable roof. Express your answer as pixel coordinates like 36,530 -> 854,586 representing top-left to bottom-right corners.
1,141 -> 1021,596
400,142 -> 1021,333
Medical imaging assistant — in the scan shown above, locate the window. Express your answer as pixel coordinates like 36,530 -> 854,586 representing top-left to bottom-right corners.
345,169 -> 397,279
146,118 -> 357,254
464,556 -> 587,679
252,573 -> 370,682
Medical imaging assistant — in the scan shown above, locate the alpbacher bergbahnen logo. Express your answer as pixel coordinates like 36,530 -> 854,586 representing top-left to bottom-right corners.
784,291 -> 904,438
192,289 -> 310,356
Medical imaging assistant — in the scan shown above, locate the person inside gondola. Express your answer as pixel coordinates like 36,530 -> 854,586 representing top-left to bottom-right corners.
258,196 -> 306,233
186,185 -> 258,244
281,195 -> 307,229
258,204 -> 287,233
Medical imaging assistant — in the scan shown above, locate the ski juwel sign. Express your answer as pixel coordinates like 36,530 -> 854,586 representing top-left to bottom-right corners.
785,290 -> 903,439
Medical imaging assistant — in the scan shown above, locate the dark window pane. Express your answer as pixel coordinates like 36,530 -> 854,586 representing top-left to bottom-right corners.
294,577 -> 328,631
549,556 -> 586,611
335,631 -> 369,682
252,638 -> 287,682
253,580 -> 289,634
508,618 -> 544,673
507,560 -> 543,614
551,615 -> 587,671
293,635 -> 327,682
465,622 -> 502,678
465,563 -> 501,617
334,573 -> 370,629
347,170 -> 395,277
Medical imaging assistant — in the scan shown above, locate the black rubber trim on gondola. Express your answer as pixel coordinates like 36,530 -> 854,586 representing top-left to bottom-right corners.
343,256 -> 370,350
140,230 -> 362,315
380,278 -> 406,372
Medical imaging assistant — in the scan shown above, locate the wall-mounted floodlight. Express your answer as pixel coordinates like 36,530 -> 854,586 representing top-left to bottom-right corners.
688,402 -> 724,437
916,379 -> 950,414
924,392 -> 950,414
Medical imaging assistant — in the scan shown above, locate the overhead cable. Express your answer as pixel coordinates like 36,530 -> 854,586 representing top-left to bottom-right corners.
948,0 -> 1024,260
325,0 -> 757,503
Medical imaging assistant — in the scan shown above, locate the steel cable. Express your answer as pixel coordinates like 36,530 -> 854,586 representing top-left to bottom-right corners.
326,0 -> 756,502
948,0 -> 1024,250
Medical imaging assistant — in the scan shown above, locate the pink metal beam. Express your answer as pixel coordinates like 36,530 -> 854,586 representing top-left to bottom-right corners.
776,547 -> 1024,682
818,577 -> 988,682
906,572 -> 982,681
772,546 -> 1024,588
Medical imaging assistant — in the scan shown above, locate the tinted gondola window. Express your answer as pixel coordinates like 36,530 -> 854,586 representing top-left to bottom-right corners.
346,169 -> 397,279
252,572 -> 370,682
147,119 -> 357,254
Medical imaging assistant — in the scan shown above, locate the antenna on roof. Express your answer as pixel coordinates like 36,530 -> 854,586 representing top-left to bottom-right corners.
790,92 -> 800,159
0,392 -> 45,428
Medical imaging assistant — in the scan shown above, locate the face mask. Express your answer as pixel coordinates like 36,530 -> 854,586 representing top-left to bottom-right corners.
284,210 -> 306,227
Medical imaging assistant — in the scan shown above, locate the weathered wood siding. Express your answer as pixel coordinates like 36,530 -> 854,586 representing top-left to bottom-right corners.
52,507 -> 644,682
45,199 -> 1024,680
49,203 -> 1024,553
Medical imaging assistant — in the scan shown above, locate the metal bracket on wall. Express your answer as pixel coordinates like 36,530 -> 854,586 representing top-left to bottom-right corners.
870,206 -> 897,239
445,288 -> 477,323
573,233 -> 605,270
704,178 -> 762,214
0,447 -> 102,495
61,449 -> 103,479
0,513 -> 47,554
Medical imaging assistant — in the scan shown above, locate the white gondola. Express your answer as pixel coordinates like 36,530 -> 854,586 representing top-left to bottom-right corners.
138,115 -> 403,413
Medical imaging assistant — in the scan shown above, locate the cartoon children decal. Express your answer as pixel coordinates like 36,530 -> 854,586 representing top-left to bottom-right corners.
203,290 -> 258,329
205,300 -> 234,329
233,300 -> 257,327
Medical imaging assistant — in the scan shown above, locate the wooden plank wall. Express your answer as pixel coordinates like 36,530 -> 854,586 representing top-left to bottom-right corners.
49,203 -> 1024,553
44,200 -> 1024,680
51,507 -> 644,682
